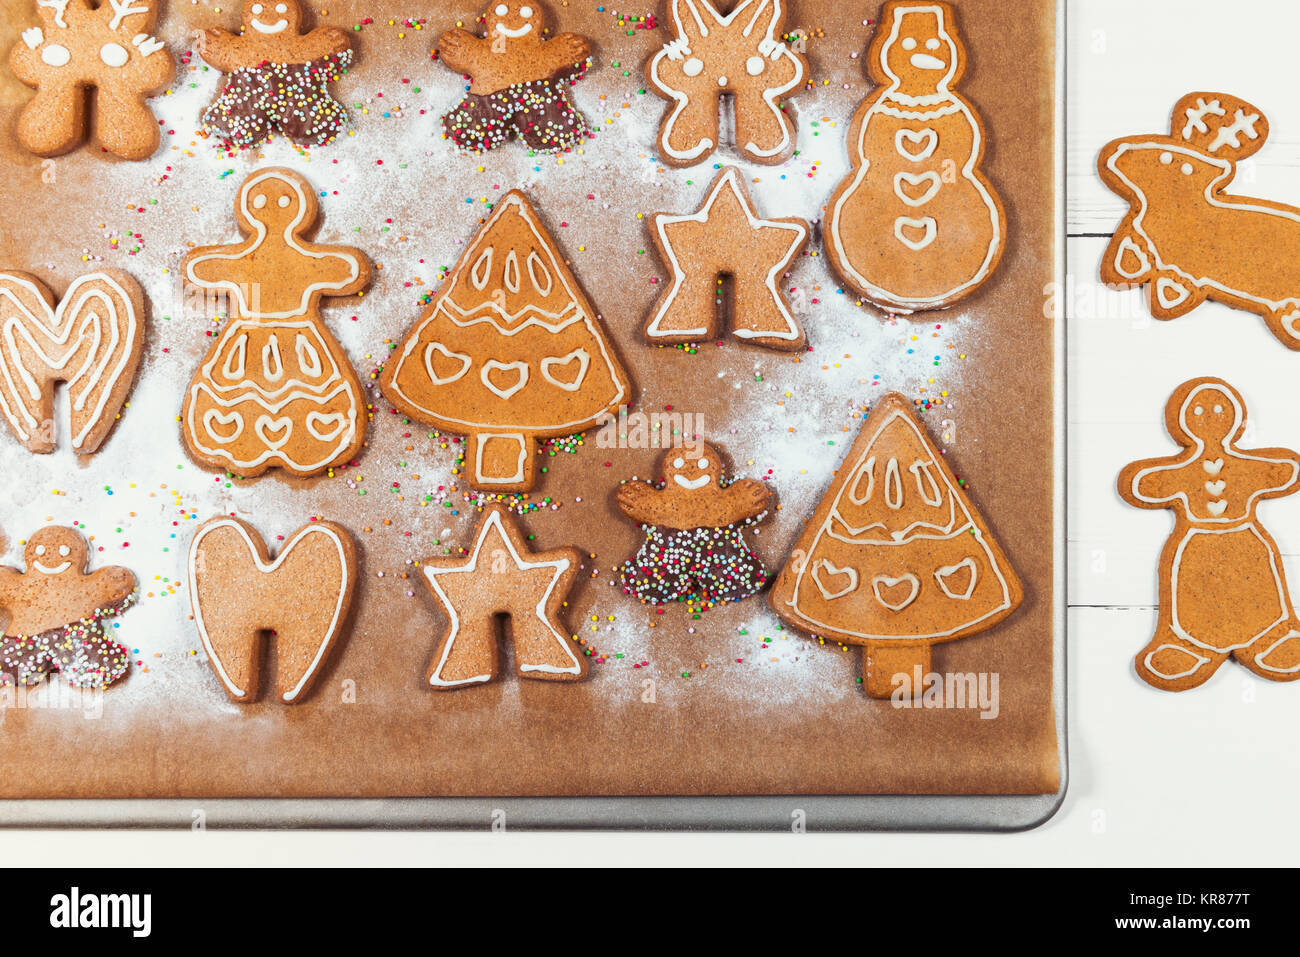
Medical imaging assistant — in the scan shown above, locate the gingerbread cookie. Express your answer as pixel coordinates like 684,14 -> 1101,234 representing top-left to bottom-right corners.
9,0 -> 174,160
187,516 -> 357,703
438,1 -> 592,153
646,0 -> 806,166
197,0 -> 353,149
825,1 -> 1005,313
770,392 -> 1022,698
181,167 -> 371,478
0,527 -> 136,690
0,270 -> 145,455
380,190 -> 631,492
645,166 -> 808,350
1119,378 -> 1300,691
617,442 -> 772,607
1097,93 -> 1300,347
419,504 -> 585,689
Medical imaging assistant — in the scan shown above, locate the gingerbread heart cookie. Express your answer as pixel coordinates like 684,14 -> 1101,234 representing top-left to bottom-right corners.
187,516 -> 357,703
0,270 -> 145,455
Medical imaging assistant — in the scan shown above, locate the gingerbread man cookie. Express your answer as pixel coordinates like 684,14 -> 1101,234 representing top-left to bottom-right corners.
0,270 -> 145,455
188,516 -> 357,703
438,2 -> 592,153
825,1 -> 1006,313
645,166 -> 808,350
0,527 -> 136,690
646,0 -> 806,166
9,0 -> 174,160
197,0 -> 353,149
418,505 -> 586,689
1119,378 -> 1300,691
181,168 -> 371,478
617,442 -> 772,607
1098,93 -> 1300,348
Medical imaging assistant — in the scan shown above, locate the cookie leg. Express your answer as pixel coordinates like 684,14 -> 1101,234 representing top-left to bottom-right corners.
1236,622 -> 1300,681
47,624 -> 131,690
94,89 -> 161,161
442,93 -> 514,152
1099,226 -> 1153,287
1147,270 -> 1206,320
203,71 -> 272,147
1134,629 -> 1228,691
513,90 -> 587,152
16,84 -> 86,157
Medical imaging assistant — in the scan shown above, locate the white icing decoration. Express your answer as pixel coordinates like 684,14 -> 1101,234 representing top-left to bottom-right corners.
106,0 -> 149,31
811,559 -> 857,600
871,573 -> 920,611
261,333 -> 284,382
673,473 -> 710,490
41,44 -> 71,67
744,55 -> 764,75
37,0 -> 69,28
100,43 -> 129,67
295,333 -> 322,378
1207,109 -> 1261,154
504,249 -> 521,293
1143,643 -> 1210,681
683,57 -> 704,77
893,170 -> 941,207
480,359 -> 528,399
495,22 -> 534,38
884,457 -> 903,509
474,433 -> 527,485
910,459 -> 942,506
934,557 -> 978,600
33,561 -> 72,575
1112,237 -> 1149,280
131,34 -> 165,57
306,411 -> 347,442
202,409 -> 243,443
1253,631 -> 1300,674
526,250 -> 552,295
22,28 -> 44,50
252,18 -> 289,34
847,456 -> 875,505
222,334 -> 247,379
1155,277 -> 1190,309
422,341 -> 471,385
540,348 -> 590,392
1181,97 -> 1225,139
254,415 -> 293,450
471,248 -> 493,290
893,216 -> 937,251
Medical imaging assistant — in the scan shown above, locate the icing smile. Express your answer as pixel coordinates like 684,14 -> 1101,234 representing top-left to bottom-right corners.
909,53 -> 946,70
673,474 -> 710,490
494,23 -> 533,37
33,561 -> 71,575
251,18 -> 288,33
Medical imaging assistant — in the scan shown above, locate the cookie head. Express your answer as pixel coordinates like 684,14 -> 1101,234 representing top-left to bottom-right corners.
1174,382 -> 1245,445
665,445 -> 722,491
243,0 -> 301,36
877,3 -> 962,93
486,2 -> 544,40
1110,143 -> 1231,193
236,168 -> 314,234
24,527 -> 87,576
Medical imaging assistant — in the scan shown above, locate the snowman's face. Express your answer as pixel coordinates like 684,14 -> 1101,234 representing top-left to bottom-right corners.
883,8 -> 958,90
25,527 -> 85,576
1179,386 -> 1241,444
488,3 -> 543,40
666,447 -> 722,491
245,1 -> 300,36
1112,144 -> 1230,193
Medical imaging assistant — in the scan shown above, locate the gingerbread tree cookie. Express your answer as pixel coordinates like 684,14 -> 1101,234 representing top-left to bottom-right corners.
181,167 -> 371,478
380,190 -> 631,492
618,442 -> 772,607
197,0 -> 353,149
770,393 -> 1022,698
9,0 -> 174,160
0,527 -> 136,690
825,1 -> 1006,313
645,167 -> 808,350
646,0 -> 806,166
437,2 -> 592,153
419,505 -> 586,689
0,269 -> 145,455
1098,93 -> 1300,348
1119,378 -> 1300,691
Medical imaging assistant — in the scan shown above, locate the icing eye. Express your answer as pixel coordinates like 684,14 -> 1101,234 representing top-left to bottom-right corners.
697,458 -> 709,469
41,44 -> 71,66
59,545 -> 70,557
1214,404 -> 1224,414
745,55 -> 764,75
902,37 -> 917,50
100,43 -> 129,67
1194,405 -> 1204,415
673,457 -> 685,469
682,57 -> 704,77
925,38 -> 940,50
276,2 -> 287,11
278,194 -> 291,208
520,5 -> 533,15
1159,151 -> 1172,164
252,3 -> 263,12
1181,163 -> 1194,175
495,3 -> 507,13
253,193 -> 268,209
34,545 -> 45,556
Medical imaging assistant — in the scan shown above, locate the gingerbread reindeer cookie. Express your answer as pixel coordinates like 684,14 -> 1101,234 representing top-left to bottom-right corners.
646,0 -> 806,166
437,1 -> 593,153
825,1 -> 1006,313
0,527 -> 136,690
0,270 -> 145,455
181,168 -> 371,478
617,442 -> 772,607
197,0 -> 353,149
1098,93 -> 1300,348
9,0 -> 174,160
1119,378 -> 1300,691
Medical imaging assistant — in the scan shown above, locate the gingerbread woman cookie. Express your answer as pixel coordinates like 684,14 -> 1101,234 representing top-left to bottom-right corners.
418,504 -> 586,689
197,0 -> 353,149
0,527 -> 136,690
646,0 -> 806,166
188,516 -> 357,703
181,168 -> 371,478
617,442 -> 772,607
1098,93 -> 1300,348
0,270 -> 145,455
825,1 -> 1006,313
9,0 -> 174,160
437,2 -> 592,153
1119,378 -> 1300,691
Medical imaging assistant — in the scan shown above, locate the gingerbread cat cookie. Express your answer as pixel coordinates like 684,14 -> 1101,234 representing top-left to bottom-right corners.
181,168 -> 371,478
1098,93 -> 1300,348
646,0 -> 806,166
770,392 -> 1022,698
380,190 -> 631,493
0,270 -> 145,455
825,1 -> 1006,313
197,0 -> 353,149
438,1 -> 592,153
617,442 -> 772,607
0,527 -> 136,690
419,504 -> 586,689
1119,378 -> 1300,691
9,0 -> 174,160
187,516 -> 357,703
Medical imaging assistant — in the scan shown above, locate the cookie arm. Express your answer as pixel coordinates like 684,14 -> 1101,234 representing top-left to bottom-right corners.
437,29 -> 486,76
196,29 -> 244,74
539,32 -> 591,77
307,26 -> 353,59
86,565 -> 138,611
722,479 -> 772,522
0,567 -> 22,610
1118,456 -> 1191,507
1253,448 -> 1300,498
616,482 -> 666,526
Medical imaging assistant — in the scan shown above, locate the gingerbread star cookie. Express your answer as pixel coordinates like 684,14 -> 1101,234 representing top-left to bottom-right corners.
645,166 -> 808,350
419,505 -> 585,689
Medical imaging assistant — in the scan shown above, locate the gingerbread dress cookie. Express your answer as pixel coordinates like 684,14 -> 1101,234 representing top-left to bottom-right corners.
197,0 -> 353,149
181,168 -> 371,478
617,443 -> 772,607
1119,378 -> 1300,691
0,527 -> 136,690
438,2 -> 592,153
825,1 -> 1005,313
9,0 -> 173,160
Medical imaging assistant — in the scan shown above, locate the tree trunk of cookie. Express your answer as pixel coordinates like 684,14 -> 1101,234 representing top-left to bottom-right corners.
465,431 -> 535,490
863,642 -> 930,699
